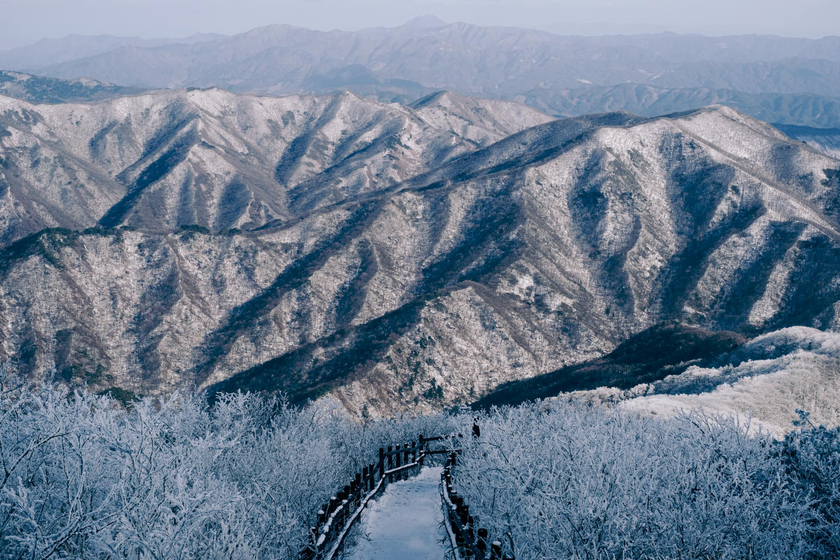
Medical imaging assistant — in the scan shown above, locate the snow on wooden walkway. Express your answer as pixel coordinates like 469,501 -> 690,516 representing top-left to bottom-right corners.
341,466 -> 447,560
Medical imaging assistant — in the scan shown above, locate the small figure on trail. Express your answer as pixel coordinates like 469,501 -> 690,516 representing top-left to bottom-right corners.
472,417 -> 481,439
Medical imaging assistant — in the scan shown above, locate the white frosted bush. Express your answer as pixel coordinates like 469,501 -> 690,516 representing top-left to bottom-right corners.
0,371 -> 457,560
3,363 -> 835,560
455,403 -> 817,560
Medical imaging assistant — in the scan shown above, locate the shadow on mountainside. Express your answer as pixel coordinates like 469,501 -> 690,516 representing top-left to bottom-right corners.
472,322 -> 747,410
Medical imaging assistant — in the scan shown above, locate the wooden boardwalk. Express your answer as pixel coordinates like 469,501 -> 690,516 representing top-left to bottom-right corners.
300,434 -> 514,560
341,466 -> 447,560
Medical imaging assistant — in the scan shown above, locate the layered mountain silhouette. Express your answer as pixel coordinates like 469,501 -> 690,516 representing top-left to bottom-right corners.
1,89 -> 839,416
3,21 -> 840,131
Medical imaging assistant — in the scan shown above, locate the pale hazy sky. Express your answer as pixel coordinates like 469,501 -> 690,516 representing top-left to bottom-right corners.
1,0 -> 838,50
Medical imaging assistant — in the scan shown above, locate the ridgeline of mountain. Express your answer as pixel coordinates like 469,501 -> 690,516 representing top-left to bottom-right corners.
522,84 -> 840,129
0,71 -> 144,104
18,26 -> 840,94
475,324 -> 840,437
0,33 -> 227,71
5,22 -> 840,132
1,90 -> 839,416
0,89 -> 552,246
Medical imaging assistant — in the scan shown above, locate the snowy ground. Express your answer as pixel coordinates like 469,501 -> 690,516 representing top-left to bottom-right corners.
562,327 -> 840,437
341,466 -> 448,560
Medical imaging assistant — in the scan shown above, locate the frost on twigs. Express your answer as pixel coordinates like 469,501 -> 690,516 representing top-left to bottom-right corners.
453,402 -> 839,560
0,374 -> 460,560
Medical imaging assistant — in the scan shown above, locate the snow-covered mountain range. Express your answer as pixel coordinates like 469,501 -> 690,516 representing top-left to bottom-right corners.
1,88 -> 838,416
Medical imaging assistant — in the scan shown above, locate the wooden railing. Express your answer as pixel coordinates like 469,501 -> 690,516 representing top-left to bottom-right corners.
299,432 -> 510,560
441,452 -> 515,560
301,434 -> 438,560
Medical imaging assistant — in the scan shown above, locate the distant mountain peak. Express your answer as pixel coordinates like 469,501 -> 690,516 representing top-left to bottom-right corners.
403,15 -> 448,29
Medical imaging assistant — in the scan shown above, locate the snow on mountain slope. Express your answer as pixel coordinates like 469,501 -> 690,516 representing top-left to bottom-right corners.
209,106 -> 840,415
619,327 -> 840,435
410,91 -> 555,146
0,89 -> 550,245
1,95 -> 839,417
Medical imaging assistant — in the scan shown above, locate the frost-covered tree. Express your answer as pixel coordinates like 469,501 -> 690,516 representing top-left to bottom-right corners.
781,411 -> 840,558
0,370 -> 457,559
3,363 -> 838,560
454,403 -> 822,560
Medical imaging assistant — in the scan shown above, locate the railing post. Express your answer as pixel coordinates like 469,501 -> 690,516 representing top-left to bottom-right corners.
387,445 -> 393,482
342,486 -> 351,525
477,527 -> 488,556
328,495 -> 338,519
418,434 -> 425,466
335,489 -> 345,522
378,448 -> 385,484
395,443 -> 402,479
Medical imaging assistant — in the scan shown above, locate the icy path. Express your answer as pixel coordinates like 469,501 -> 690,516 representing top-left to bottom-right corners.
341,466 -> 447,560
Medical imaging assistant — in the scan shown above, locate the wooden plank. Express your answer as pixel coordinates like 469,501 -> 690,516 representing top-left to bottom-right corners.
322,452 -> 427,560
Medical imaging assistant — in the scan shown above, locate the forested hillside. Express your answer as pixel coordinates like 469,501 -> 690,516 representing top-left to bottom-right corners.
1,90 -> 839,416
1,370 -> 837,559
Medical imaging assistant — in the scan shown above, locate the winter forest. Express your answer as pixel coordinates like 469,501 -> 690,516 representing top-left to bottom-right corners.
1,363 -> 838,560
4,2 -> 840,558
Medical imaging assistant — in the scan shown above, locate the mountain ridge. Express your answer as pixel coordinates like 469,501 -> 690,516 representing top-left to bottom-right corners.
2,90 -> 838,416
0,88 -> 553,246
5,23 -> 840,136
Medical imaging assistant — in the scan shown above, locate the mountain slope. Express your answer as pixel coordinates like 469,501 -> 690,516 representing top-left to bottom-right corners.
472,322 -> 748,410
0,89 -> 550,246
477,325 -> 840,434
0,33 -> 227,71
522,84 -> 840,129
774,124 -> 840,159
29,25 -> 840,94
0,71 -> 143,103
2,94 -> 837,417
616,327 -> 840,435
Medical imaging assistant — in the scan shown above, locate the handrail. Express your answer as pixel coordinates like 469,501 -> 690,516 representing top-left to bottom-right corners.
299,431 -> 509,560
441,452 -> 514,560
440,468 -> 465,560
301,435 -> 429,560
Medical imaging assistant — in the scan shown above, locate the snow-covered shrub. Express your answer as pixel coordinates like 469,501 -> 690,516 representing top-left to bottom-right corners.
0,373 -> 457,560
455,403 -> 817,560
3,364 -> 837,560
781,412 -> 840,558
